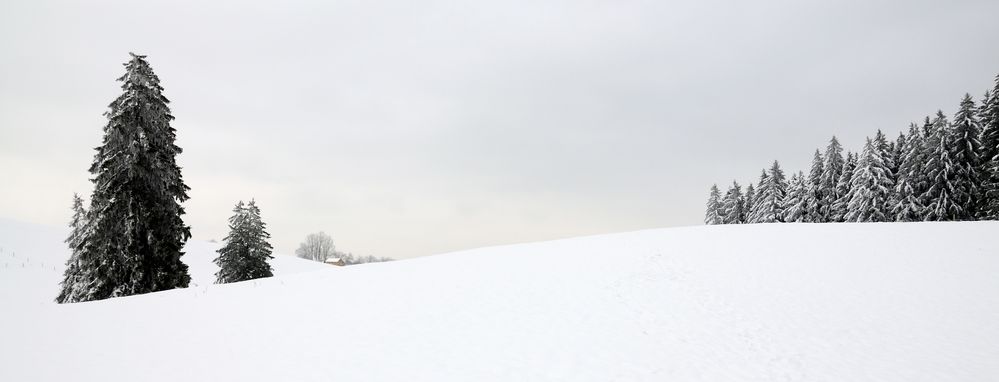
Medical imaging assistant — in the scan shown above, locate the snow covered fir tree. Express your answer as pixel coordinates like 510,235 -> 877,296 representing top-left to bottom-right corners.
705,73 -> 999,224
214,200 -> 275,284
55,194 -> 88,304
56,53 -> 192,303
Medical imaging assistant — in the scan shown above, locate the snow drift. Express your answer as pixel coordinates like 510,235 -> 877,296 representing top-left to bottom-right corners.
1,219 -> 997,381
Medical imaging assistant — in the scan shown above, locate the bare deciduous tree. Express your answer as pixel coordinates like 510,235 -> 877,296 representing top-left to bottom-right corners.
295,232 -> 336,262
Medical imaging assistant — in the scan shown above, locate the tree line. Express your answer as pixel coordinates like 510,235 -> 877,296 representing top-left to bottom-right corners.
705,73 -> 999,224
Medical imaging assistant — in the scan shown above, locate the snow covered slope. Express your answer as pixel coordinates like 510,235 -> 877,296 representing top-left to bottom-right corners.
0,218 -> 328,306
1,221 -> 997,381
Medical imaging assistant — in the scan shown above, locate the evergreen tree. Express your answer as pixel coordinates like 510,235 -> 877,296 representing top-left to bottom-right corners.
745,170 -> 768,223
805,150 -> 824,222
873,130 -> 897,194
886,132 -> 907,217
56,194 -> 89,303
893,123 -> 929,221
58,53 -> 191,302
980,77 -> 999,218
818,136 -> 844,221
782,172 -> 809,222
891,133 -> 906,183
704,185 -> 724,225
921,115 -> 934,136
214,200 -> 274,284
744,184 -> 756,222
922,111 -> 965,221
844,138 -> 893,222
981,88 -> 999,166
943,95 -> 982,220
721,181 -> 745,224
831,152 -> 857,221
749,161 -> 787,223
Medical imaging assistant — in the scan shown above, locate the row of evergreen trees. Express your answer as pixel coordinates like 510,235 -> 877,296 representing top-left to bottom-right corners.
705,73 -> 999,225
56,54 -> 274,303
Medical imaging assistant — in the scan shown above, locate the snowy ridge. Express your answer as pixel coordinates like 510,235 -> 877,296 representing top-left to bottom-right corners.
1,221 -> 998,381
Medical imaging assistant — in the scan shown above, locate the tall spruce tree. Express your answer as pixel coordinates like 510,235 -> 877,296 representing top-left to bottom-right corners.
57,53 -> 191,303
893,123 -> 929,221
56,194 -> 89,303
704,185 -> 724,225
214,200 -> 274,284
745,170 -> 768,223
891,133 -> 906,183
873,130 -> 897,195
805,150 -> 824,222
886,132 -> 907,217
818,137 -> 844,221
721,181 -> 745,224
749,161 -> 787,223
980,77 -> 999,219
948,94 -> 982,219
782,172 -> 809,222
844,138 -> 893,222
922,111 -> 966,221
744,184 -> 756,222
831,152 -> 857,221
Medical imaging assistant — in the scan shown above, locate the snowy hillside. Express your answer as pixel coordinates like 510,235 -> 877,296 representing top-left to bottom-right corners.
1,220 -> 998,381
0,218 -> 328,306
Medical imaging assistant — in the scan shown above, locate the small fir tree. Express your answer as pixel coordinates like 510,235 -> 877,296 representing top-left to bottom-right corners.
831,152 -> 857,221
947,94 -> 982,219
745,170 -> 768,223
704,185 -> 724,225
782,172 -> 810,222
721,181 -> 745,224
844,138 -> 893,222
56,194 -> 89,303
214,200 -> 274,284
922,111 -> 965,221
980,78 -> 999,218
805,150 -> 824,222
749,161 -> 787,223
892,123 -> 929,221
818,137 -> 845,221
873,130 -> 897,196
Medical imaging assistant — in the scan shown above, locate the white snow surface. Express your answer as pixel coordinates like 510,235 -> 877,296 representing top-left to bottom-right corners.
1,218 -> 997,381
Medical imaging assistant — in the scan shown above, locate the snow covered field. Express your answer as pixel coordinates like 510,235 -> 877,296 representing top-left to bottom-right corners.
1,219 -> 997,381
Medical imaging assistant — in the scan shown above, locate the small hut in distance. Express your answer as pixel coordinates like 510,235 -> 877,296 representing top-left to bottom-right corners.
324,257 -> 345,266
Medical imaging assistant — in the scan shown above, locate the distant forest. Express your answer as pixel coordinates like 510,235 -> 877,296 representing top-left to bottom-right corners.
706,73 -> 999,224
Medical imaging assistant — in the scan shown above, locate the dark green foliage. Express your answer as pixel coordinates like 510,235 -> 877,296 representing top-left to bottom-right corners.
893,123 -> 929,221
57,53 -> 191,303
918,99 -> 981,221
704,185 -> 723,225
978,78 -> 999,219
782,172 -> 809,222
749,161 -> 787,223
56,194 -> 88,303
845,138 -> 893,222
745,170 -> 768,223
705,72 -> 999,225
720,181 -> 745,224
818,137 -> 844,221
922,112 -> 967,221
805,150 -> 824,222
215,200 -> 274,284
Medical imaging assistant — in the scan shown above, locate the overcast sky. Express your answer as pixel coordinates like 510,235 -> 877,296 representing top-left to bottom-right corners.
2,0 -> 998,259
